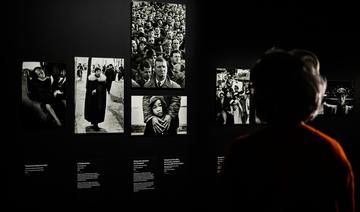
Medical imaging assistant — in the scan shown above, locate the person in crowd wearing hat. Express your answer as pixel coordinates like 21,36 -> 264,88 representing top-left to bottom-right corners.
216,90 -> 227,125
230,95 -> 243,124
104,64 -> 116,94
116,64 -> 124,81
76,63 -> 83,81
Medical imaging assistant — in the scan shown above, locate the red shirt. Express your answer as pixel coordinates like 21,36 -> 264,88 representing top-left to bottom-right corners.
221,123 -> 354,212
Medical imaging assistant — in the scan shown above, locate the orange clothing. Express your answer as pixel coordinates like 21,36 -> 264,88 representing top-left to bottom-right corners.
221,123 -> 354,212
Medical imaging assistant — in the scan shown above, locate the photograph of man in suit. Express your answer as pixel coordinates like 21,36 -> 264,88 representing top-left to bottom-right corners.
144,56 -> 180,89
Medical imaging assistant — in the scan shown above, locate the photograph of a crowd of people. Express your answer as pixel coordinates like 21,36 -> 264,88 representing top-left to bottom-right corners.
131,96 -> 187,136
320,80 -> 354,116
22,62 -> 67,129
131,0 -> 186,89
74,57 -> 124,133
216,68 -> 250,125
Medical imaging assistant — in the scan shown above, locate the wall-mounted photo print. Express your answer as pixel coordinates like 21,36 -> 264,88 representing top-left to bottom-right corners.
74,57 -> 124,133
216,68 -> 250,125
22,62 -> 67,129
131,96 -> 187,136
131,1 -> 186,89
320,81 -> 354,116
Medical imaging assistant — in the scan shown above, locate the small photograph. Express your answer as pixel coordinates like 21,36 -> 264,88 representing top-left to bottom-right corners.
21,62 -> 67,129
216,68 -> 250,125
131,96 -> 187,136
131,1 -> 186,88
320,81 -> 354,116
74,57 -> 124,133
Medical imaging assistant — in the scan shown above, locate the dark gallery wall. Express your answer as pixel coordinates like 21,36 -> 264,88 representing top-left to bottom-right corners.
10,0 -> 199,211
8,0 -> 360,211
199,2 -> 360,152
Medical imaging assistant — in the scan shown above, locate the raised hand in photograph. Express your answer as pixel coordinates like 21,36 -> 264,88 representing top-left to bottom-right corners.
321,83 -> 354,115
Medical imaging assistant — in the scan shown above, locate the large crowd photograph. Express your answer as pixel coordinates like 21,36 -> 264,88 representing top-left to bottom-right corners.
131,0 -> 186,89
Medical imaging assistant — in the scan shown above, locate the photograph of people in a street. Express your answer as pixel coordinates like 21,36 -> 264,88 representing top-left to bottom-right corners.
131,0 -> 186,88
216,68 -> 250,125
131,96 -> 187,136
74,57 -> 124,133
22,61 -> 67,129
320,80 -> 354,116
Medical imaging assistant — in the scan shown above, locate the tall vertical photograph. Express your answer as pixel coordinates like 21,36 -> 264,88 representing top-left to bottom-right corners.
21,61 -> 67,129
215,68 -> 251,125
131,0 -> 186,89
131,96 -> 187,136
320,80 -> 355,116
74,57 -> 124,133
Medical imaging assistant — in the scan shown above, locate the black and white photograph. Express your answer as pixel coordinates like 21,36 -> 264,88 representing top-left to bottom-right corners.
131,96 -> 187,136
320,80 -> 355,116
215,68 -> 250,125
74,57 -> 124,133
131,0 -> 186,88
22,62 -> 67,129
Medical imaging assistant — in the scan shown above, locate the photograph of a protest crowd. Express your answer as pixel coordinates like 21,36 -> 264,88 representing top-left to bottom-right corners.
216,68 -> 251,125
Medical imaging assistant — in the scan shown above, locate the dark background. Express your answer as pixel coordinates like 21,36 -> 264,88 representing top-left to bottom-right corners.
8,0 -> 360,211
